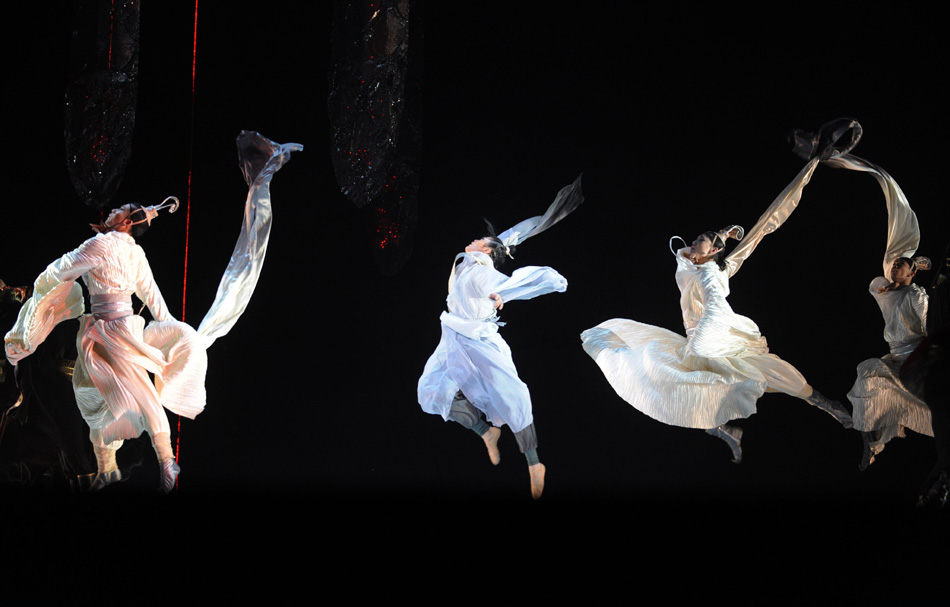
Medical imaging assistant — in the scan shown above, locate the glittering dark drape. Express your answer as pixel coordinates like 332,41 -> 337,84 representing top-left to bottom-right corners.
329,0 -> 421,275
64,0 -> 140,210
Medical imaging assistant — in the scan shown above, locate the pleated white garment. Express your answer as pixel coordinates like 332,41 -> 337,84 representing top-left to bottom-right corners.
581,159 -> 819,429
11,232 -> 207,444
825,154 -> 933,447
418,251 -> 567,433
582,253 -> 809,429
5,132 -> 300,445
847,277 -> 932,442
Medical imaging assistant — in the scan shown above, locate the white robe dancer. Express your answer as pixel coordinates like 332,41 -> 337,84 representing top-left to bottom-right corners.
581,159 -> 822,430
417,175 -> 582,500
831,154 -> 933,455
418,251 -> 567,433
5,131 -> 302,484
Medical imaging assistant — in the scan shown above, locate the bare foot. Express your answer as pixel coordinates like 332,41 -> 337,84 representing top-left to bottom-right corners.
529,463 -> 546,500
482,427 -> 501,465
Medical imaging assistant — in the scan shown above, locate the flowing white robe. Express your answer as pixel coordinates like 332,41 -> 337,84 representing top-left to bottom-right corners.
834,155 -> 932,446
24,232 -> 205,443
418,251 -> 567,433
581,160 -> 819,429
5,131 -> 301,445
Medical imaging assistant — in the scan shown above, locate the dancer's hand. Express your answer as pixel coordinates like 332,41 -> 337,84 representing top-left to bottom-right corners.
489,293 -> 504,310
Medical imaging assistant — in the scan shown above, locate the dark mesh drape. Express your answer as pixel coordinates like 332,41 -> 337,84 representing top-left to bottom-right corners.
329,0 -> 420,275
64,0 -> 140,210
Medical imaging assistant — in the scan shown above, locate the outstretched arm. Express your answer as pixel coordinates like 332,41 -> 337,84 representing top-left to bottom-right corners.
4,238 -> 98,363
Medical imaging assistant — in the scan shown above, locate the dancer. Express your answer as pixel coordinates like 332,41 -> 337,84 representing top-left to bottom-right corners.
1,280 -> 93,488
819,153 -> 933,470
581,134 -> 854,463
418,175 -> 583,499
5,132 -> 301,493
901,243 -> 949,506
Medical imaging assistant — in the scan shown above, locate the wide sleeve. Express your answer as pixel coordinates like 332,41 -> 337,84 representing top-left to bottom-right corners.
3,238 -> 98,364
822,154 -> 919,277
724,158 -> 820,278
493,266 -> 568,303
194,131 -> 302,348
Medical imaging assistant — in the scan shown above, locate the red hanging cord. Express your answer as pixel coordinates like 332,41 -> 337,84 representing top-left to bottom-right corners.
175,0 -> 200,481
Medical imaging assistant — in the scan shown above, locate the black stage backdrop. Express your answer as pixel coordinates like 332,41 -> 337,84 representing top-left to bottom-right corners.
2,2 -> 947,597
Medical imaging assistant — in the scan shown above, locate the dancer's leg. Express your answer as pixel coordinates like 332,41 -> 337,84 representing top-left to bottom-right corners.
513,423 -> 544,499
706,424 -> 743,463
448,391 -> 500,465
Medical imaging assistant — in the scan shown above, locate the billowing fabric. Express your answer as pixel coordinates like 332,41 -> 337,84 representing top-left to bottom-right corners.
498,174 -> 584,248
581,160 -> 818,429
418,251 -> 567,433
197,132 -> 302,347
836,154 -> 932,442
5,132 -> 301,444
8,231 -> 206,443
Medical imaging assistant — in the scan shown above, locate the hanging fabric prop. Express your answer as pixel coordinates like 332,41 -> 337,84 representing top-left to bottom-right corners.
64,0 -> 140,210
329,0 -> 420,275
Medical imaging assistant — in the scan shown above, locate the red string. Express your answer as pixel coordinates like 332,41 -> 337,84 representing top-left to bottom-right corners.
175,0 -> 200,484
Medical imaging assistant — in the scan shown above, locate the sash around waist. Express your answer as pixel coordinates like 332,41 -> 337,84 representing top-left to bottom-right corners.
440,311 -> 501,340
90,293 -> 133,320
889,337 -> 924,357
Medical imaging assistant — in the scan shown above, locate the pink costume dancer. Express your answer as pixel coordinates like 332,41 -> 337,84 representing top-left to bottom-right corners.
5,132 -> 302,492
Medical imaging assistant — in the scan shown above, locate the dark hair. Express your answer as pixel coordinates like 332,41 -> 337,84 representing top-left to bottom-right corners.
127,203 -> 150,238
483,219 -> 515,267
481,236 -> 510,268
894,257 -> 915,271
701,230 -> 728,271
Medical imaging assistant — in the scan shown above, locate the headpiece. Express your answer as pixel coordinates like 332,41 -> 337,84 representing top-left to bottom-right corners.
714,225 -> 745,247
134,196 -> 180,226
91,196 -> 180,233
910,256 -> 931,272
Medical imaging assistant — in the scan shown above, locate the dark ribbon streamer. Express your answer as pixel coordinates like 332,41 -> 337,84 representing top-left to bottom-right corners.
788,117 -> 863,161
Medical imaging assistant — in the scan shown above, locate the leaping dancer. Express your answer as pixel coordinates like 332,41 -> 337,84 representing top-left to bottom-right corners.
418,175 -> 583,499
5,131 -> 302,493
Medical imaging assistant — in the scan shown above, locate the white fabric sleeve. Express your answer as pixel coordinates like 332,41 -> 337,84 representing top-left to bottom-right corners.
3,238 -> 97,363
822,154 -> 919,277
195,132 -> 302,348
494,266 -> 568,303
724,158 -> 820,278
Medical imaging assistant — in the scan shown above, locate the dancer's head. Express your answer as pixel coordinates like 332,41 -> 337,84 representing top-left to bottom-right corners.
689,232 -> 726,270
0,280 -> 31,304
465,236 -> 510,267
689,225 -> 743,271
467,219 -> 515,267
890,256 -> 929,286
105,203 -> 151,237
97,196 -> 179,237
